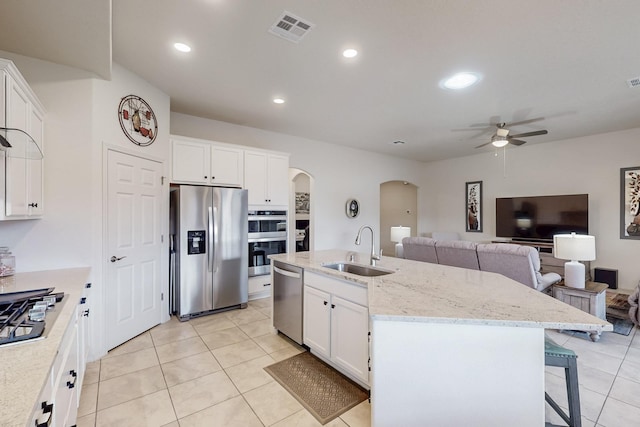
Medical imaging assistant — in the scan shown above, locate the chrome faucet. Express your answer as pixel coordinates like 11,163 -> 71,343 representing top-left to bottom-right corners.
355,225 -> 381,266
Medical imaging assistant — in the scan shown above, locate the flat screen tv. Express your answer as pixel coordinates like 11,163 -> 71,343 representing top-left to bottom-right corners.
495,194 -> 588,242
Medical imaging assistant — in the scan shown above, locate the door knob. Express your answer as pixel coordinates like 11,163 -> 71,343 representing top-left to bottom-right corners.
110,256 -> 126,263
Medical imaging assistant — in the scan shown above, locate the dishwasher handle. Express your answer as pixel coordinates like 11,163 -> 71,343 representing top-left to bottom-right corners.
273,265 -> 301,279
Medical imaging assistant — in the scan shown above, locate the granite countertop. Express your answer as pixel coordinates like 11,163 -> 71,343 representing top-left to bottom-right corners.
270,250 -> 612,332
0,267 -> 91,427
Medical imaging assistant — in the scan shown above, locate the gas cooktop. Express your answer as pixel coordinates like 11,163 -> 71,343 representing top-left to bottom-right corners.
0,288 -> 66,347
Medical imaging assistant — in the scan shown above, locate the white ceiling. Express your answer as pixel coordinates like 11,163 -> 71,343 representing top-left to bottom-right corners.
2,0 -> 640,162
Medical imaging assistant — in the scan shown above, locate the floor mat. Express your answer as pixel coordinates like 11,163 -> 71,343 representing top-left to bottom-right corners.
264,351 -> 368,425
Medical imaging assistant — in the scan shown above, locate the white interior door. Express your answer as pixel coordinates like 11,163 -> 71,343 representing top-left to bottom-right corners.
106,150 -> 163,350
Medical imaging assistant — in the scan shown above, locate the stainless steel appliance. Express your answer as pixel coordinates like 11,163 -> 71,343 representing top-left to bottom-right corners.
0,288 -> 66,346
170,185 -> 248,320
272,261 -> 303,345
248,210 -> 287,276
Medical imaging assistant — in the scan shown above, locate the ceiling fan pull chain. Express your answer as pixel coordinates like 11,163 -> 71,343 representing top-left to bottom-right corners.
503,146 -> 507,178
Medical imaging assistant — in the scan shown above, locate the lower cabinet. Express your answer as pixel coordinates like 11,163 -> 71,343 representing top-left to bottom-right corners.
303,272 -> 369,385
31,285 -> 91,427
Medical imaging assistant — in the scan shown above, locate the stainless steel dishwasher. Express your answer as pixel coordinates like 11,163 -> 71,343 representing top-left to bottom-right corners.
273,261 -> 304,345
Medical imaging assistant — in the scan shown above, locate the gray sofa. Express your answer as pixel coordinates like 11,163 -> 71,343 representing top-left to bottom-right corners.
401,237 -> 561,291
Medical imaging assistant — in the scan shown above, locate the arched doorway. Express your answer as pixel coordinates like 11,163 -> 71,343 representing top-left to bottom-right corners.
289,169 -> 314,253
380,181 -> 417,257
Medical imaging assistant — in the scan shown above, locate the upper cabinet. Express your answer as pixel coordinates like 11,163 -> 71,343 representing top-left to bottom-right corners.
244,150 -> 289,209
171,136 -> 244,187
171,134 -> 290,210
0,59 -> 45,220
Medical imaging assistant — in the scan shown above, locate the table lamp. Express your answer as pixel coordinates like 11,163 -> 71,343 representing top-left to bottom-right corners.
390,226 -> 411,258
553,232 -> 596,288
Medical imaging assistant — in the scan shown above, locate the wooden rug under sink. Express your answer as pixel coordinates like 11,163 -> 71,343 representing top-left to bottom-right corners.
264,351 -> 369,425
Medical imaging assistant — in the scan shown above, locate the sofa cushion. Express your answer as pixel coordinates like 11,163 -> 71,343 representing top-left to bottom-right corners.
476,243 -> 540,289
402,237 -> 438,264
434,240 -> 479,270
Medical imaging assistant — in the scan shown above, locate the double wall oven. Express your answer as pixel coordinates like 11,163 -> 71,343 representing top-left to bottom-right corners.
248,210 -> 287,276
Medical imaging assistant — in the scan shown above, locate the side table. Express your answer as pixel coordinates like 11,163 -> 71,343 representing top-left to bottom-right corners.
553,281 -> 608,342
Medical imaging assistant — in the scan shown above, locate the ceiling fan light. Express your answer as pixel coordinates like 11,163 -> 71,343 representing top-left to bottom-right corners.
492,137 -> 509,148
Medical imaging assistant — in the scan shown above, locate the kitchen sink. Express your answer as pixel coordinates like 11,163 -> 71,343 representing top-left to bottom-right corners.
322,262 -> 394,277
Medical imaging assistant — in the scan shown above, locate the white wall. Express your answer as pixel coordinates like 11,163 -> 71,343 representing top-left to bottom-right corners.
419,128 -> 640,289
170,113 -> 425,251
0,51 -> 95,272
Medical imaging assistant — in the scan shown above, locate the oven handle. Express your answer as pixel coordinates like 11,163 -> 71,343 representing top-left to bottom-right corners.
248,215 -> 287,221
249,236 -> 287,243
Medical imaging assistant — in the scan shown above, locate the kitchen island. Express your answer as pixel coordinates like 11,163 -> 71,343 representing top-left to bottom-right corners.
270,250 -> 612,427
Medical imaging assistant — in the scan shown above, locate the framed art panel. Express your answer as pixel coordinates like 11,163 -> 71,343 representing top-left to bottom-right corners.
465,181 -> 482,232
621,166 -> 640,239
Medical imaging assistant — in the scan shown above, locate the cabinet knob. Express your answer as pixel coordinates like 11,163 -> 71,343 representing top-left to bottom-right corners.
323,301 -> 328,305
204,176 -> 208,179
28,202 -> 38,208
331,304 -> 336,309
212,176 -> 215,180
83,309 -> 90,317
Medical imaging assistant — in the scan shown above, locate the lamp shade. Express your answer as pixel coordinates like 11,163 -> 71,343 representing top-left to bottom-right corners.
390,226 -> 411,243
553,233 -> 596,261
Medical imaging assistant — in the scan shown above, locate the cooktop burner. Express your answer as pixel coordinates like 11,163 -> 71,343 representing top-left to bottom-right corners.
0,288 -> 66,347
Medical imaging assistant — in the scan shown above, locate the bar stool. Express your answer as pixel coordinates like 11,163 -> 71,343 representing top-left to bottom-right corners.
545,335 -> 581,427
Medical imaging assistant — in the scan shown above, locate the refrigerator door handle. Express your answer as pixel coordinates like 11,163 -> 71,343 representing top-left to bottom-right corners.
213,206 -> 220,273
208,206 -> 214,272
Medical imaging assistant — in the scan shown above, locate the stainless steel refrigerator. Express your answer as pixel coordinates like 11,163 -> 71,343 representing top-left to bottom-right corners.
170,185 -> 248,320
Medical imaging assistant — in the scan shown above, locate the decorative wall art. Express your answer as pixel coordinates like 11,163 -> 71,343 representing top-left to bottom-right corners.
295,192 -> 310,214
620,166 -> 640,239
346,199 -> 360,218
465,181 -> 482,232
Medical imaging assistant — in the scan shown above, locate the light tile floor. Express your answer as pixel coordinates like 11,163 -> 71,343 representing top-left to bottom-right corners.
76,298 -> 370,427
77,298 -> 640,426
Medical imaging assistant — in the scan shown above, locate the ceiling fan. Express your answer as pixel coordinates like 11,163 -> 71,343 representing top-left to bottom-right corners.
475,122 -> 548,149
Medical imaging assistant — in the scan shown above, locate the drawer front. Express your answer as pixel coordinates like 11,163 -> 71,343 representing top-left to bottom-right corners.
305,271 -> 368,306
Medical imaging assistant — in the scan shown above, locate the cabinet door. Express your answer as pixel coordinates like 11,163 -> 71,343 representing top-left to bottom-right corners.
171,138 -> 211,184
331,296 -> 369,383
266,154 -> 289,207
303,285 -> 331,358
27,107 -> 44,216
5,75 -> 29,217
244,151 -> 268,206
211,145 -> 244,187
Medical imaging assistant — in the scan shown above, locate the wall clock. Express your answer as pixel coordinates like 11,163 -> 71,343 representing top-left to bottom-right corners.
118,95 -> 158,146
346,198 -> 360,218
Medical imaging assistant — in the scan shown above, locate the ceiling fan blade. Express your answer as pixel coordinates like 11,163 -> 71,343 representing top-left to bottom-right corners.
509,139 -> 527,146
507,117 -> 545,127
475,141 -> 493,149
509,130 -> 548,138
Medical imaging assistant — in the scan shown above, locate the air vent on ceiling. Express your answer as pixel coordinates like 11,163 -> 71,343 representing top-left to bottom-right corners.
268,11 -> 314,43
626,76 -> 640,88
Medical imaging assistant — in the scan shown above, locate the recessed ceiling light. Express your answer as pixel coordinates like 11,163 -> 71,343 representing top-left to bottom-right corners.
174,42 -> 191,53
441,72 -> 480,90
273,98 -> 285,104
343,48 -> 358,58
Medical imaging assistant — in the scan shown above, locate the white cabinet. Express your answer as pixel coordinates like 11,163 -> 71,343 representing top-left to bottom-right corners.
31,305 -> 80,427
303,271 -> 369,385
244,150 -> 289,208
0,59 -> 45,220
171,136 -> 244,187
